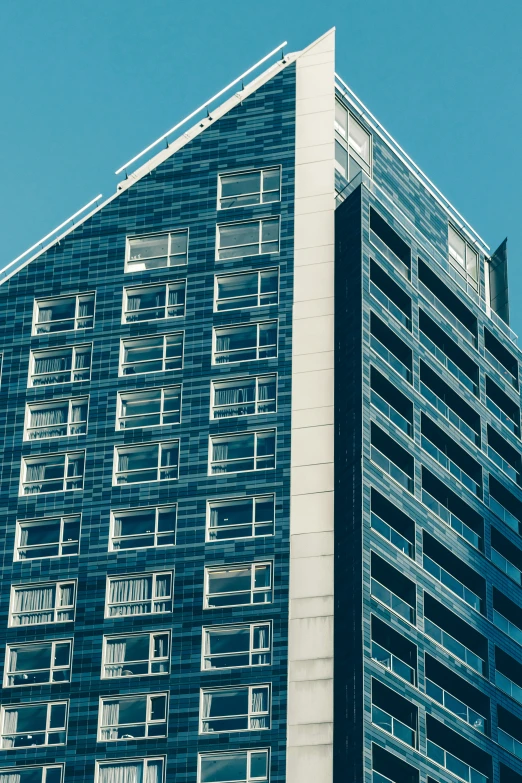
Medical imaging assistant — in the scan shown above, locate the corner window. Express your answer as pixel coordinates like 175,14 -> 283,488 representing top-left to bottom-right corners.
5,640 -> 72,687
114,441 -> 179,485
207,495 -> 275,541
335,100 -> 371,180
20,451 -> 84,496
126,229 -> 188,272
218,166 -> 281,209
200,685 -> 270,733
120,333 -> 183,375
1,701 -> 68,749
214,268 -> 278,311
202,623 -> 271,669
213,322 -> 277,364
33,292 -> 95,335
0,766 -> 63,783
448,225 -> 479,291
216,218 -> 279,260
209,430 -> 275,474
110,505 -> 176,551
25,397 -> 88,440
117,386 -> 181,430
122,281 -> 186,323
211,374 -> 276,419
15,514 -> 80,560
205,562 -> 272,608
98,693 -> 168,741
29,344 -> 92,387
9,581 -> 76,626
199,750 -> 269,783
96,758 -> 164,783
106,572 -> 173,617
102,631 -> 170,678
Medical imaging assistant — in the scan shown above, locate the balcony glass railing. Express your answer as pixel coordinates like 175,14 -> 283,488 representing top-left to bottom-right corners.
488,496 -> 520,533
371,389 -> 412,437
485,349 -> 518,390
372,704 -> 416,747
373,773 -> 394,783
490,547 -> 522,586
493,609 -> 522,647
422,435 -> 481,496
425,678 -> 486,733
419,331 -> 477,395
370,281 -> 411,330
486,396 -> 519,437
371,577 -> 415,623
427,740 -> 487,783
371,512 -> 413,557
424,618 -> 484,674
423,555 -> 481,612
419,281 -> 476,347
496,670 -> 522,706
487,445 -> 519,484
371,445 -> 413,493
370,334 -> 411,382
421,489 -> 480,549
369,230 -> 410,279
420,383 -> 479,444
371,640 -> 415,684
498,728 -> 522,761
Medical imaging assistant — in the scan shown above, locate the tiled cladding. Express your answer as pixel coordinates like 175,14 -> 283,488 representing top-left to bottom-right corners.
0,65 -> 296,779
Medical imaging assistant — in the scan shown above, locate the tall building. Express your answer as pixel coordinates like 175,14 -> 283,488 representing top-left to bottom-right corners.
0,26 -> 521,783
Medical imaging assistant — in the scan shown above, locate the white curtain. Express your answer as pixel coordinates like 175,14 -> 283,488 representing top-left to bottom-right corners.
117,452 -> 130,473
101,700 -> 120,739
153,575 -> 171,612
78,300 -> 92,317
73,351 -> 90,370
99,762 -> 143,783
34,355 -> 70,374
105,639 -> 126,676
201,692 -> 213,719
8,648 -> 17,673
250,688 -> 267,728
2,709 -> 19,748
30,405 -> 67,438
71,402 -> 86,422
215,335 -> 231,353
26,461 -> 53,482
215,385 -> 252,406
255,626 -> 269,649
126,295 -> 142,312
109,577 -> 152,615
13,586 -> 54,625
145,761 -> 162,783
0,774 -> 21,783
58,584 -> 75,607
37,307 -> 53,323
168,287 -> 183,306
212,442 -> 229,462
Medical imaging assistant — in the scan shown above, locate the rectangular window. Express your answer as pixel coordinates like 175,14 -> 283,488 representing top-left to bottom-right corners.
126,228 -> 188,272
205,562 -> 272,608
110,505 -> 176,551
217,218 -> 279,260
98,693 -> 168,741
117,386 -> 181,429
213,322 -> 277,364
0,766 -> 63,783
5,640 -> 72,687
120,333 -> 183,376
122,280 -> 186,323
29,344 -> 91,387
202,623 -> 271,669
219,167 -> 281,209
200,685 -> 270,733
209,431 -> 275,474
102,631 -> 170,678
1,701 -> 68,748
448,225 -> 478,290
199,750 -> 269,783
10,581 -> 76,626
335,100 -> 371,179
114,441 -> 179,485
20,450 -> 85,495
25,396 -> 88,440
207,495 -> 275,541
211,375 -> 276,418
33,292 -> 95,335
15,514 -> 80,560
106,572 -> 173,617
96,758 -> 164,783
214,269 -> 278,311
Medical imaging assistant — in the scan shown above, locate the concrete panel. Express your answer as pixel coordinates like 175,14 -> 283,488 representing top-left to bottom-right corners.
294,297 -> 334,320
295,160 -> 334,199
295,193 -> 333,216
296,63 -> 335,100
293,351 -> 334,373
295,142 -> 333,166
295,110 -> 334,150
288,679 -> 334,724
293,262 -> 334,302
291,425 -> 333,467
292,368 -> 334,409
289,492 -> 334,534
290,595 -> 334,619
290,657 -> 333,681
291,463 -> 334,495
297,94 -> 335,117
293,244 -> 334,267
289,554 -> 334,599
289,616 -> 334,660
287,723 -> 333,748
292,315 -> 334,356
292,406 -> 334,428
291,531 -> 334,559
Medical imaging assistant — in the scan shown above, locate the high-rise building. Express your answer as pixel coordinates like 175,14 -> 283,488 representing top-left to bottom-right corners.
0,26 -> 520,783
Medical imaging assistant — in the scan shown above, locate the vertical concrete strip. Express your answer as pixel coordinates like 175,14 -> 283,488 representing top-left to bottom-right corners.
287,28 -> 336,783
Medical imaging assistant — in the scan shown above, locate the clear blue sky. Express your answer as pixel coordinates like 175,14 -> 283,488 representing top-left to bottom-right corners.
1,0 -> 521,333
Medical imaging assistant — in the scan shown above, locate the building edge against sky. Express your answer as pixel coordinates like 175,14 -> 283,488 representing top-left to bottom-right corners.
0,26 -> 521,783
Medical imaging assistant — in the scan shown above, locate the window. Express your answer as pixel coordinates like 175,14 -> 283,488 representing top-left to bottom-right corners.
20,450 -> 85,495
106,572 -> 173,617
211,375 -> 276,418
96,758 -> 164,783
369,208 -> 411,277
126,228 -> 188,271
29,344 -> 91,387
421,414 -> 482,496
199,750 -> 269,783
487,425 -> 521,485
15,514 -> 80,560
485,376 -> 520,437
418,258 -> 478,346
219,167 -> 281,209
209,431 -> 275,474
335,100 -> 371,180
10,581 -> 76,626
214,269 -> 278,311
484,327 -> 518,389
200,685 -> 270,733
117,386 -> 181,429
120,333 -> 183,375
420,361 -> 480,445
371,679 -> 417,748
0,766 -> 63,783
371,616 -> 417,684
5,640 -> 72,687
424,594 -> 486,674
1,701 -> 67,748
370,312 -> 412,383
419,310 -> 479,395
369,259 -> 412,329
99,693 -> 167,741
114,441 -> 179,485
423,532 -> 484,613
370,366 -> 413,437
33,292 -> 95,335
202,623 -> 271,669
371,553 -> 416,623
370,423 -> 414,493
370,488 -> 414,557
425,655 -> 488,734
25,397 -> 88,440
110,505 -> 176,551
213,322 -> 277,364
205,562 -> 272,608
102,631 -> 170,678
448,225 -> 478,290
422,467 -> 483,549
122,281 -> 185,323
217,218 -> 279,260
207,495 -> 274,541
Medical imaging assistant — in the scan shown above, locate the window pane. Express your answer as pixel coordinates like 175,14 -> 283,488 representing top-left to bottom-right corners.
129,235 -> 169,261
219,223 -> 259,249
221,172 -> 260,198
349,115 -> 370,165
335,101 -> 348,137
200,752 -> 248,782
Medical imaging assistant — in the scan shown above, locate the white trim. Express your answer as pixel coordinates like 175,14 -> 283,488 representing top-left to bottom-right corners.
97,691 -> 169,742
105,570 -> 174,618
0,700 -> 69,750
109,503 -> 177,550
210,373 -> 277,419
95,756 -> 166,783
198,683 -> 271,735
19,449 -> 85,496
206,493 -> 275,542
214,267 -> 279,313
101,629 -> 171,679
215,215 -> 281,261
4,638 -> 73,688
28,342 -> 92,388
212,320 -> 278,365
116,385 -> 182,431
119,332 -> 184,377
208,429 -> 276,475
24,395 -> 89,441
197,749 -> 270,783
32,290 -> 96,336
204,561 -> 273,610
124,228 -> 189,274
0,764 -> 64,782
217,165 -> 282,210
201,621 -> 273,671
15,512 -> 81,561
122,280 -> 186,324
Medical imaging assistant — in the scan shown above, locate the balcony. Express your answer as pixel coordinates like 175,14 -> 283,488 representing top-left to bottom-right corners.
425,678 -> 485,733
424,618 -> 484,674
427,740 -> 487,783
371,577 -> 415,623
371,640 -> 415,684
372,704 -> 416,747
496,670 -> 522,706
420,331 -> 477,395
371,511 -> 413,557
420,383 -> 479,445
422,489 -> 479,549
370,334 -> 411,382
493,609 -> 522,647
423,555 -> 481,612
487,444 -> 519,485
490,548 -> 522,586
371,390 -> 412,437
371,445 -> 413,492
422,435 -> 480,496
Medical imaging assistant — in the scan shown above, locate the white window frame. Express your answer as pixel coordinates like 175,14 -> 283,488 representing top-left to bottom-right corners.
125,227 -> 188,272
198,749 -> 270,783
102,631 -> 171,679
211,375 -> 276,419
218,165 -> 281,209
9,580 -> 77,627
116,386 -> 181,430
1,700 -> 68,749
206,494 -> 275,541
28,344 -> 92,387
202,622 -> 272,670
204,562 -> 273,609
98,692 -> 168,742
24,396 -> 89,440
0,765 -> 64,783
4,639 -> 73,688
448,225 -> 479,291
113,440 -> 179,486
109,505 -> 176,551
15,514 -> 81,560
209,430 -> 276,475
119,333 -> 184,376
20,450 -> 85,496
212,321 -> 277,365
199,685 -> 271,734
122,280 -> 186,324
95,757 -> 165,783
105,571 -> 173,618
335,99 -> 372,179
32,292 -> 95,335
216,217 -> 280,261
214,268 -> 279,312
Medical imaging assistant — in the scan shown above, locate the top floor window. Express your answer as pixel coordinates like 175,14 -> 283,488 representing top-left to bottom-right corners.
448,225 -> 479,291
126,229 -> 188,272
33,293 -> 95,335
217,218 -> 279,261
218,167 -> 281,209
335,100 -> 371,180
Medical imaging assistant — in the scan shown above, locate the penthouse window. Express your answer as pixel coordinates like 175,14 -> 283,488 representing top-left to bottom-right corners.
117,386 -> 181,429
126,229 -> 188,272
209,431 -> 275,474
200,685 -> 270,733
106,572 -> 173,617
122,281 -> 186,323
98,693 -> 167,741
20,451 -> 85,495
199,750 -> 269,783
215,269 -> 278,311
120,333 -> 183,375
1,701 -> 68,749
205,562 -> 272,608
207,495 -> 274,541
15,514 -> 80,560
10,581 -> 76,627
33,292 -> 95,335
114,441 -> 179,485
213,321 -> 277,364
0,766 -> 63,783
25,397 -> 88,440
211,375 -> 276,418
5,640 -> 72,687
29,344 -> 91,387
218,166 -> 281,209
96,758 -> 164,783
110,505 -> 176,551
335,100 -> 371,180
448,225 -> 479,291
102,631 -> 170,678
217,218 -> 279,260
202,622 -> 271,669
